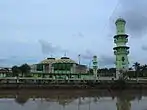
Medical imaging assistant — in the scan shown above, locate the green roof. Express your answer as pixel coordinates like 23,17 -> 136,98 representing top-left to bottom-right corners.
115,18 -> 126,24
40,58 -> 55,64
54,57 -> 76,64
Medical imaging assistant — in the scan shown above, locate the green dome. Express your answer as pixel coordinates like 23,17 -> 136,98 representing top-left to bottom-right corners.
115,18 -> 126,24
40,58 -> 55,64
54,57 -> 76,64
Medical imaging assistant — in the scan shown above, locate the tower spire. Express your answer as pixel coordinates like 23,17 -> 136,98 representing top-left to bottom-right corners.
92,56 -> 98,79
113,18 -> 129,79
64,51 -> 67,57
78,54 -> 81,65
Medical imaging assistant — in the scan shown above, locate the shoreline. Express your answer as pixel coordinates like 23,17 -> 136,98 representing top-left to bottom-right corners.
0,88 -> 144,96
0,81 -> 146,90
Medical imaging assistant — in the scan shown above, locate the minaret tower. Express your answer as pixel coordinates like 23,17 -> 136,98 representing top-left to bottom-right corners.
113,18 -> 129,78
92,56 -> 98,79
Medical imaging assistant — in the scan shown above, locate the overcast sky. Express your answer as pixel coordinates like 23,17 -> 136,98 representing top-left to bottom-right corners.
0,0 -> 147,68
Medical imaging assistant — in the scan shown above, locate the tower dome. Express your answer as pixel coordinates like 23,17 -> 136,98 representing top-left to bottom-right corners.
115,18 -> 126,24
115,18 -> 126,35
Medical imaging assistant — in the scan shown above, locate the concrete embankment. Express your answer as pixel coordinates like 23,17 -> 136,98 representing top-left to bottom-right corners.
0,81 -> 146,90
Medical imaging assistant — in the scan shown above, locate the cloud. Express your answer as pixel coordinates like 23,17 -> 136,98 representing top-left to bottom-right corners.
79,50 -> 115,67
142,45 -> 147,51
0,56 -> 39,67
0,57 -> 8,63
119,0 -> 147,38
80,50 -> 94,60
0,56 -> 18,63
78,32 -> 84,38
0,57 -> 18,67
99,55 -> 115,67
72,32 -> 84,38
109,0 -> 147,38
38,40 -> 67,55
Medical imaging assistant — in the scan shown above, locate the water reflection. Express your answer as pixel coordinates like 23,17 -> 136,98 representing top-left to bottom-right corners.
116,94 -> 133,110
0,89 -> 146,110
15,94 -> 28,105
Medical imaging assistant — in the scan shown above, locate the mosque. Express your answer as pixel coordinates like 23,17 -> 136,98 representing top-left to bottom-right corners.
29,17 -> 129,80
30,56 -> 88,74
29,55 -> 98,79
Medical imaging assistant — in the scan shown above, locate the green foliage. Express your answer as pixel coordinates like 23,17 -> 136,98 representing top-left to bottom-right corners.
97,62 -> 147,78
133,62 -> 140,71
19,64 -> 31,76
12,66 -> 21,77
12,64 -> 31,77
98,68 -> 116,77
123,62 -> 147,78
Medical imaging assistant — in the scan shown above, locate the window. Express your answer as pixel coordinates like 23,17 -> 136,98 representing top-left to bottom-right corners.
122,57 -> 125,62
36,64 -> 43,71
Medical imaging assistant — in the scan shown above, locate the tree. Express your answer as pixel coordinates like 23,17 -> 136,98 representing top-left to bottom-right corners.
133,62 -> 140,80
133,62 -> 140,71
12,66 -> 20,77
19,64 -> 31,77
140,64 -> 147,77
102,68 -> 109,76
108,68 -> 116,77
109,68 -> 116,73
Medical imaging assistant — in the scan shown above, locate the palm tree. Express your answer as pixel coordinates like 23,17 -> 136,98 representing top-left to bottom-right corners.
133,62 -> 140,71
133,62 -> 140,80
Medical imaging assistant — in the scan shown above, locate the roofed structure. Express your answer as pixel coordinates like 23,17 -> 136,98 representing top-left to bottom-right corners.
40,58 -> 56,64
54,57 -> 77,64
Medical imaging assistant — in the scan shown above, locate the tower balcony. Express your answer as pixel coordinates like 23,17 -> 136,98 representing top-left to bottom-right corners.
93,61 -> 97,63
113,46 -> 129,50
114,34 -> 128,39
93,66 -> 98,69
114,38 -> 128,44
93,62 -> 98,65
114,51 -> 129,55
93,65 -> 98,68
113,46 -> 129,55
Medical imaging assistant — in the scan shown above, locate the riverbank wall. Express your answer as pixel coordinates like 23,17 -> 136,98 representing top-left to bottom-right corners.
0,81 -> 146,90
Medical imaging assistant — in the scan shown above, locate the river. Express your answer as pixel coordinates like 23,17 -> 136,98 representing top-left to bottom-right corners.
0,89 -> 146,110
